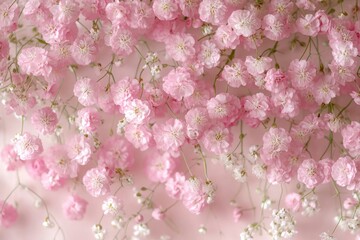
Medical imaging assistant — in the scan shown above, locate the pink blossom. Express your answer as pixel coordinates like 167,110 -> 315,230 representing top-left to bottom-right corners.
329,61 -> 356,86
331,156 -> 357,187
83,167 -> 111,197
177,0 -> 201,18
44,145 -> 78,178
214,24 -> 240,50
109,26 -> 137,57
80,0 -> 108,20
206,93 -> 242,126
350,91 -> 360,105
165,172 -> 186,199
73,77 -> 99,107
198,0 -> 228,26
319,158 -> 334,184
296,0 -> 316,11
331,41 -> 358,67
342,121 -> 360,158
288,59 -> 316,90
41,169 -> 67,191
297,159 -> 324,189
243,93 -> 271,121
14,133 -> 43,161
343,197 -> 358,210
98,136 -> 134,173
70,34 -> 97,66
153,118 -> 185,154
152,208 -> 165,220
262,127 -> 292,160
0,201 -> 18,228
285,193 -> 301,212
222,58 -> 251,88
51,0 -> 80,24
152,0 -> 179,21
269,0 -> 294,15
162,67 -> 195,101
185,107 -> 210,139
111,76 -> 140,107
0,37 -> 9,59
128,1 -> 155,30
262,14 -> 292,41
271,88 -> 300,119
312,75 -> 339,105
245,56 -> 272,76
62,194 -> 88,220
1,144 -> 23,171
0,1 -> 19,30
296,14 -> 320,37
147,152 -> 176,183
227,10 -> 261,37
181,178 -> 207,215
198,40 -> 220,69
123,99 -> 151,124
165,34 -> 195,63
25,157 -> 48,180
183,81 -> 213,109
264,68 -> 289,93
105,2 -> 129,25
76,107 -> 101,134
124,123 -> 152,151
67,134 -> 92,165
31,107 -> 58,135
18,47 -> 52,77
201,125 -> 233,155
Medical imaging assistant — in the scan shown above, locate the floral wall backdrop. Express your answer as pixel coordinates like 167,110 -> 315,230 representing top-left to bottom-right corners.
1,0 -> 360,240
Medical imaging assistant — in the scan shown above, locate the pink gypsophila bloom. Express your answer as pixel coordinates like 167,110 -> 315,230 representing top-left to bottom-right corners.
198,0 -> 227,26
227,9 -> 261,37
264,68 -> 289,93
111,76 -> 140,107
152,0 -> 179,21
288,59 -> 316,90
297,158 -> 324,189
123,99 -> 151,124
44,145 -> 78,178
243,93 -> 270,121
201,125 -> 233,155
331,156 -> 357,187
165,172 -> 186,199
31,107 -> 58,135
25,157 -> 48,180
222,58 -> 251,88
83,167 -> 110,197
109,26 -> 137,57
76,107 -> 101,134
146,152 -> 176,183
245,56 -> 272,76
214,24 -> 240,50
62,194 -> 88,220
296,14 -> 320,37
162,67 -> 195,101
51,0 -> 80,24
181,178 -> 207,215
70,34 -> 97,65
262,127 -> 292,160
153,118 -> 185,154
262,14 -> 292,41
342,121 -> 360,158
124,123 -> 152,151
165,34 -> 195,63
198,40 -> 220,69
1,144 -> 23,171
73,77 -> 99,107
0,1 -> 19,30
18,47 -> 52,77
206,93 -> 242,126
14,132 -> 43,161
185,107 -> 210,139
67,134 -> 92,165
0,201 -> 18,228
41,169 -> 67,191
285,193 -> 301,212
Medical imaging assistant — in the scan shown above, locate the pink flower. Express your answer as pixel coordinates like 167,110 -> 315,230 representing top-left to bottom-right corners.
0,201 -> 18,228
181,178 -> 207,215
285,193 -> 301,212
297,159 -> 324,189
312,75 -> 339,105
109,26 -> 136,57
124,123 -> 152,151
185,107 -> 210,139
262,127 -> 292,160
222,58 -> 251,88
296,14 -> 320,37
105,2 -> 128,25
67,134 -> 92,165
152,208 -> 165,220
227,10 -> 261,37
153,118 -> 185,154
76,107 -> 101,134
329,61 -> 356,86
1,144 -> 23,171
25,157 -> 48,180
214,24 -> 240,50
146,152 -> 176,183
264,68 -> 289,93
73,77 -> 99,107
41,169 -> 67,191
62,194 -> 88,220
128,1 -> 154,30
165,172 -> 186,199
18,47 -> 52,77
31,107 -> 58,135
245,56 -> 272,76
44,145 -> 78,178
206,93 -> 242,126
165,34 -> 195,63
83,167 -> 111,197
331,41 -> 358,67
162,67 -> 195,101
331,156 -> 357,187
0,1 -> 19,30
0,36 -> 9,59
271,88 -> 300,119
262,14 -> 292,41
14,133 -> 43,161
98,136 -> 135,173
51,0 -> 80,24
342,121 -> 360,158
198,40 -> 220,69
152,0 -> 179,21
319,158 -> 334,184
70,34 -> 97,66
296,0 -> 316,11
233,207 -> 243,223
243,93 -> 270,121
288,59 -> 316,90
123,99 -> 151,124
111,76 -> 140,107
201,125 -> 233,155
198,0 -> 227,26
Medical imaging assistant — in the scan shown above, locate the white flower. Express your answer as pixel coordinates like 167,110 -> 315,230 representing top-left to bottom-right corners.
42,217 -> 54,228
133,223 -> 150,237
269,208 -> 297,240
102,196 -> 122,216
233,165 -> 247,182
320,232 -> 336,240
92,224 -> 106,240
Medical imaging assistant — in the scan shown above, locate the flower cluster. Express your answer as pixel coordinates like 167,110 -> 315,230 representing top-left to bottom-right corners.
1,0 -> 360,239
